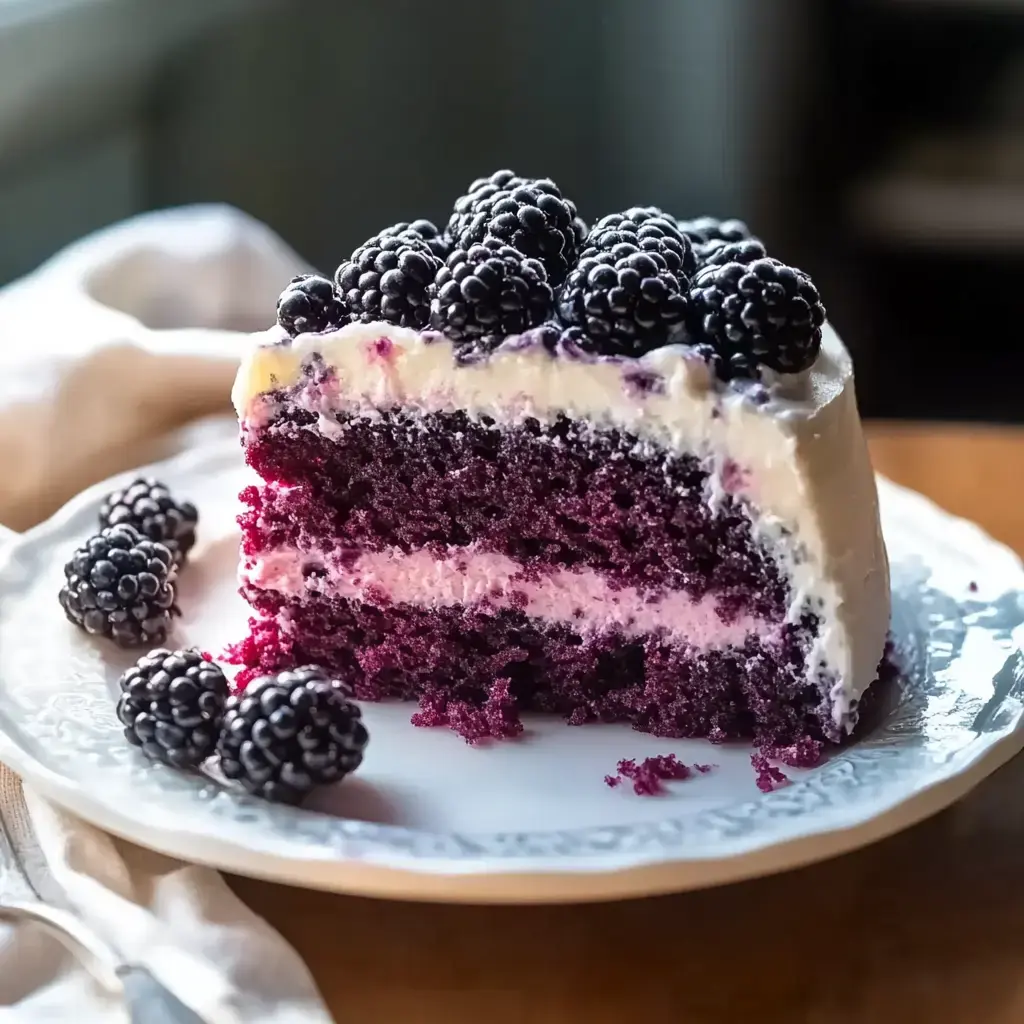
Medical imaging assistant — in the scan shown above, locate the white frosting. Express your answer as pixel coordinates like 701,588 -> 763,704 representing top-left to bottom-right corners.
242,544 -> 775,648
233,321 -> 890,732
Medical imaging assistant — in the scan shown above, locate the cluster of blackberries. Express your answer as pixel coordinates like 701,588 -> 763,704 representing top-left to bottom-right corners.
274,170 -> 826,379
57,477 -> 368,803
116,652 -> 368,804
59,478 -> 197,648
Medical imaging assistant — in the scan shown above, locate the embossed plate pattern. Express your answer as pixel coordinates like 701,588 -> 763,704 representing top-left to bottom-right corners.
0,440 -> 1022,903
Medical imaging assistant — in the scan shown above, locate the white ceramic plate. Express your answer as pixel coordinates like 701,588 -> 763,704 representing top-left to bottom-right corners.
1,440 -> 1023,903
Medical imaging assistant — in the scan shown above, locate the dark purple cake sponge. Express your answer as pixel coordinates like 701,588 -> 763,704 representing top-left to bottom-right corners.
230,587 -> 836,745
240,407 -> 788,620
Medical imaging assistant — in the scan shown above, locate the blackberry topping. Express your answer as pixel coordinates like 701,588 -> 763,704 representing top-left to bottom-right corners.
117,648 -> 228,768
447,169 -> 526,242
217,666 -> 368,804
99,478 -> 198,567
448,171 -> 580,285
59,525 -> 177,648
335,233 -> 442,329
571,215 -> 589,250
276,274 -> 347,337
556,229 -> 690,357
696,237 -> 767,270
678,216 -> 754,248
689,258 -> 826,374
430,242 -> 554,343
380,219 -> 450,260
587,207 -> 696,278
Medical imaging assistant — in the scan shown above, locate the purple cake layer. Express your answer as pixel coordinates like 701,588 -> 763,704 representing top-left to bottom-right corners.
232,586 -> 833,745
242,407 -> 788,620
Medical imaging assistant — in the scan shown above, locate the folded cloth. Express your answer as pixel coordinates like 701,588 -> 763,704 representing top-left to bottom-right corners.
0,761 -> 331,1023
0,203 -> 310,531
0,207 -> 331,1021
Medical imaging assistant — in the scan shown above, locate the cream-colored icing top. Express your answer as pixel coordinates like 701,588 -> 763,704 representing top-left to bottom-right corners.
233,323 -> 890,732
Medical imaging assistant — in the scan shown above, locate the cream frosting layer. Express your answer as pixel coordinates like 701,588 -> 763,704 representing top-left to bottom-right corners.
242,544 -> 775,648
233,322 -> 891,731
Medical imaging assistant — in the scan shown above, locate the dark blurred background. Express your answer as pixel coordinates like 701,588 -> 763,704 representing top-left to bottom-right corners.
2,0 -> 1022,420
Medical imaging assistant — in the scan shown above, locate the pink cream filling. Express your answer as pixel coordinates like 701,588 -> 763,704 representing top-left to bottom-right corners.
241,546 -> 776,648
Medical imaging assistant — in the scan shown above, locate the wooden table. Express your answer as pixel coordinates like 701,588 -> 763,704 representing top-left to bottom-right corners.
231,423 -> 1024,1024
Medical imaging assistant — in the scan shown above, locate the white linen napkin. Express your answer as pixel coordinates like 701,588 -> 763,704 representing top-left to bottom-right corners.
0,207 -> 333,1022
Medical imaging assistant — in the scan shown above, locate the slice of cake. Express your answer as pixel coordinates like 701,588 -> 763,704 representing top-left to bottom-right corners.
230,171 -> 890,748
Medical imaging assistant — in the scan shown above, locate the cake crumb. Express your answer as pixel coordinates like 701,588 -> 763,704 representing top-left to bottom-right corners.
607,754 -> 711,796
410,680 -> 523,744
751,752 -> 789,793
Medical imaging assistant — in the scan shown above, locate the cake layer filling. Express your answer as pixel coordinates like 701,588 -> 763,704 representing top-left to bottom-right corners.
232,590 -> 832,744
241,545 -> 778,647
240,407 -> 789,622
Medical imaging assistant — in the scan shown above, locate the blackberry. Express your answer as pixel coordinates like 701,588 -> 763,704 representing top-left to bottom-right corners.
448,171 -> 580,285
217,666 -> 368,804
587,207 -> 696,278
678,215 -> 754,248
556,234 -> 689,357
430,242 -> 554,343
116,648 -> 228,768
99,478 -> 198,567
380,219 -> 450,260
276,274 -> 347,337
59,525 -> 177,648
696,237 -> 767,270
335,233 -> 442,329
447,169 -> 526,242
689,258 -> 826,374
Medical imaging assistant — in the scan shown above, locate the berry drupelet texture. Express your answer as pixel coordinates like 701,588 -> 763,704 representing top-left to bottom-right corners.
335,233 -> 442,329
430,242 -> 554,343
678,216 -> 754,248
99,478 -> 198,567
448,170 -> 580,286
59,525 -> 177,648
116,648 -> 228,768
689,258 -> 826,374
696,237 -> 767,270
557,222 -> 690,357
276,274 -> 347,337
587,207 -> 696,279
217,666 -> 368,804
379,219 -> 450,260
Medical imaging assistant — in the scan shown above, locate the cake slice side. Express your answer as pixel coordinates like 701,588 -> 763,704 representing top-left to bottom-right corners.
232,322 -> 889,745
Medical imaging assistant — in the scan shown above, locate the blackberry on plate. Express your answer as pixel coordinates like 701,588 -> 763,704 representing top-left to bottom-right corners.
276,274 -> 347,337
335,233 -> 442,329
117,648 -> 228,768
447,170 -> 580,285
696,237 -> 767,270
587,207 -> 696,278
430,242 -> 554,343
380,219 -> 450,260
689,258 -> 826,374
217,666 -> 368,805
678,215 -> 754,248
59,525 -> 177,648
99,477 -> 198,567
557,231 -> 690,357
